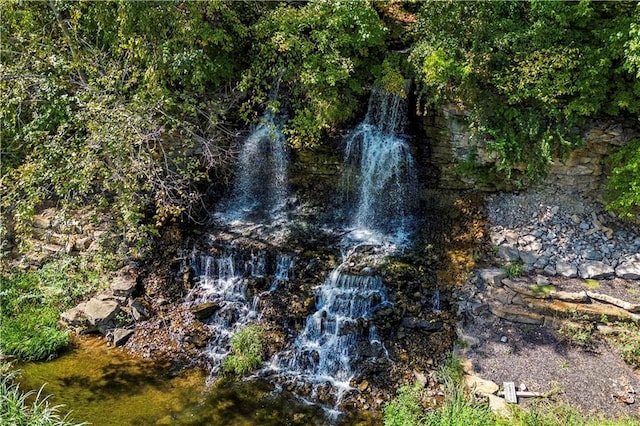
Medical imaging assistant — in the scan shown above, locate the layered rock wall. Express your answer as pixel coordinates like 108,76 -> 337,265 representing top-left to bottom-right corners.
423,105 -> 640,195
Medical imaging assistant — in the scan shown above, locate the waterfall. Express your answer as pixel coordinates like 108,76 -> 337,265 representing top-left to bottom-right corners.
268,266 -> 389,409
343,86 -> 416,244
218,112 -> 289,222
187,249 -> 294,373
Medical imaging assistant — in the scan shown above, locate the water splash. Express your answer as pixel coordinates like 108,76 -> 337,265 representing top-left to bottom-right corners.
343,86 -> 417,245
268,265 -> 390,409
187,249 -> 293,374
218,112 -> 289,223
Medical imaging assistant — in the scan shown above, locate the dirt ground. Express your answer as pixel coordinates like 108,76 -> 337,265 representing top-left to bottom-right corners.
461,311 -> 640,420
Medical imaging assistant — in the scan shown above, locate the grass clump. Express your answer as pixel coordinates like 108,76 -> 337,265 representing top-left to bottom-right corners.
604,321 -> 640,370
503,263 -> 524,279
0,256 -> 100,360
383,382 -> 424,426
0,364 -> 86,425
581,279 -> 600,290
221,323 -> 264,377
384,354 -> 493,426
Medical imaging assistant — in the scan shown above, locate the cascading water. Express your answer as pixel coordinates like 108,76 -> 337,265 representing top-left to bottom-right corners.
268,262 -> 390,409
268,87 -> 415,414
187,250 -> 294,373
218,111 -> 289,222
343,86 -> 417,244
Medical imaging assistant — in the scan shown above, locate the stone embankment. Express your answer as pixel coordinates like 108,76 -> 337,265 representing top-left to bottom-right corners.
59,267 -> 147,347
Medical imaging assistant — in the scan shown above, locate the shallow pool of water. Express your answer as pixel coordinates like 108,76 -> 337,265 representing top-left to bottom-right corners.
16,336 -> 375,425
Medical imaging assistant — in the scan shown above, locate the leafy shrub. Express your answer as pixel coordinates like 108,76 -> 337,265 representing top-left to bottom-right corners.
606,138 -> 640,219
221,324 -> 264,376
503,263 -> 524,279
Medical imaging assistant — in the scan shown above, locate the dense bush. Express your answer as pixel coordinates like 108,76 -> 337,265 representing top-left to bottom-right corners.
240,0 -> 388,147
410,0 -> 640,197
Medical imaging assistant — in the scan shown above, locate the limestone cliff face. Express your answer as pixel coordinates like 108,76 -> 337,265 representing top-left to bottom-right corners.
422,104 -> 640,195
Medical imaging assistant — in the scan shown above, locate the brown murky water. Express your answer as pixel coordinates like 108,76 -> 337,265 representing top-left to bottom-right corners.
17,336 -> 375,425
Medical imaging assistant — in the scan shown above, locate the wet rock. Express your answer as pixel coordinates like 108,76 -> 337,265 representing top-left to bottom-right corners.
190,302 -> 219,320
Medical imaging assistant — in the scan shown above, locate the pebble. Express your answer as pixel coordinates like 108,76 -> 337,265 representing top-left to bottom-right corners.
500,336 -> 508,343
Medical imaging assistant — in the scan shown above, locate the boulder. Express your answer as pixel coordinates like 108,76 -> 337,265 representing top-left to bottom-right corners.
615,262 -> 640,280
60,302 -> 89,327
111,274 -> 137,297
579,261 -> 615,279
84,298 -> 119,326
556,261 -> 578,278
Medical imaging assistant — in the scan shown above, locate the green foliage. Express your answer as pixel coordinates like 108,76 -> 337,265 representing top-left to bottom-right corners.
0,0 -> 248,254
424,383 -> 493,426
603,321 -> 640,370
503,263 -> 524,279
0,257 -> 99,360
240,0 -> 388,147
0,365 -> 86,425
383,382 -> 424,426
411,1 -> 640,184
221,323 -> 264,377
605,139 -> 640,218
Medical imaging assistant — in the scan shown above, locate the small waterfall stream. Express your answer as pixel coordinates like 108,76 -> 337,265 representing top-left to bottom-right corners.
267,87 -> 417,414
187,250 -> 295,373
343,87 -> 416,245
218,111 -> 289,222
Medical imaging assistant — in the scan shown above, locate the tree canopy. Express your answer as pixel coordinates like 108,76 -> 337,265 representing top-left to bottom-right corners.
1,0 -> 638,253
